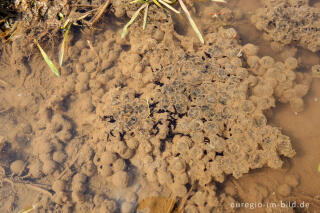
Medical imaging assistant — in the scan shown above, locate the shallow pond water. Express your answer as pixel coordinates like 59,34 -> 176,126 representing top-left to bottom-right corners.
0,0 -> 319,212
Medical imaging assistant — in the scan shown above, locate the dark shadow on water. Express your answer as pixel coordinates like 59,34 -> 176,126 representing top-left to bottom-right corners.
172,13 -> 188,36
309,0 -> 319,6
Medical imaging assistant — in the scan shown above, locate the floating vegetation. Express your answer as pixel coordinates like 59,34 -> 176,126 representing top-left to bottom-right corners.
121,3 -> 149,39
34,39 -> 60,77
18,203 -> 38,213
143,3 -> 149,30
0,3 -> 19,42
89,0 -> 111,26
212,0 -> 227,3
178,0 -> 204,44
122,0 -> 204,44
59,23 -> 71,66
121,0 -> 181,39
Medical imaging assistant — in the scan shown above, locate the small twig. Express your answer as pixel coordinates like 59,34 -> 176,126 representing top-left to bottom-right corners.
56,136 -> 86,180
57,150 -> 81,180
2,177 -> 15,188
24,183 -> 53,198
76,4 -> 99,8
63,9 -> 98,28
177,183 -> 194,212
146,97 -> 151,118
178,0 -> 204,44
87,40 -> 100,70
89,0 -> 111,26
167,197 -> 176,213
0,78 -> 11,87
77,10 -> 98,21
0,107 -> 12,114
231,179 -> 245,195
86,40 -> 99,58
3,178 -> 53,197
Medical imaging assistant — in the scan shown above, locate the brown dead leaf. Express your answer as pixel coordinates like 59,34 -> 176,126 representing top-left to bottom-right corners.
137,196 -> 182,213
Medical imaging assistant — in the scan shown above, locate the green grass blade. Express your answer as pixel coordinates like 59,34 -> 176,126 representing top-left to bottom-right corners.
143,4 -> 149,30
121,4 -> 148,39
212,0 -> 227,3
152,0 -> 163,8
59,23 -> 71,66
162,0 -> 176,3
18,206 -> 33,213
130,0 -> 141,4
178,0 -> 204,44
34,39 -> 60,77
18,203 -> 38,213
159,0 -> 180,13
61,18 -> 70,30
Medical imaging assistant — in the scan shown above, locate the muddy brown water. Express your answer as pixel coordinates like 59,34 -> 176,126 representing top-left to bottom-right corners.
0,0 -> 319,212
183,0 -> 320,207
221,0 -> 320,212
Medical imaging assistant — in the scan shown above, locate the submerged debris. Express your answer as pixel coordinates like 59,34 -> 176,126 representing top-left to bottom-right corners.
34,39 -> 60,77
120,0 -> 204,43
